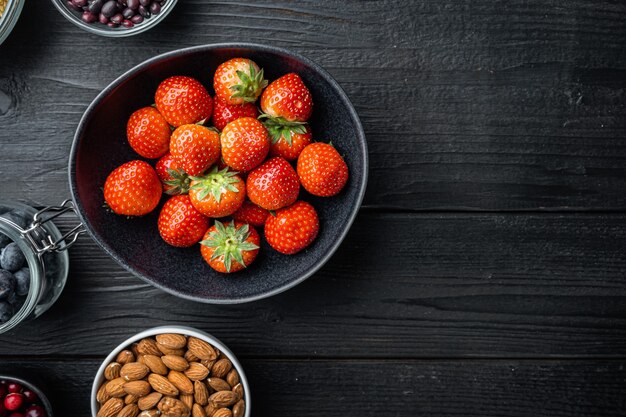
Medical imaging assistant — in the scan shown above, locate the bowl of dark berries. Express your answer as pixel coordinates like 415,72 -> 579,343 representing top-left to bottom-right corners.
69,43 -> 368,303
50,0 -> 177,36
0,376 -> 53,417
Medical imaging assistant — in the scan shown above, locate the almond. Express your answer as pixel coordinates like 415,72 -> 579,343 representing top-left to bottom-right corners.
125,394 -> 139,405
208,391 -> 238,408
138,392 -> 163,411
130,343 -> 140,359
200,359 -> 215,372
184,350 -> 200,362
105,377 -> 127,398
118,404 -> 140,417
157,344 -> 186,356
124,380 -> 152,397
156,333 -> 188,349
180,393 -> 194,410
210,359 -> 232,379
139,410 -> 159,417
185,362 -> 209,381
232,400 -> 245,417
225,369 -> 239,388
194,380 -> 209,406
158,397 -> 191,417
188,337 -> 217,361
148,373 -> 179,396
162,354 -> 189,372
212,409 -> 232,417
192,404 -> 207,417
98,398 -> 124,417
207,378 -> 230,393
137,338 -> 162,356
97,382 -> 111,404
204,403 -> 218,417
105,362 -> 122,380
168,370 -> 194,394
117,350 -> 136,365
232,383 -> 243,400
143,354 -> 169,375
121,362 -> 150,381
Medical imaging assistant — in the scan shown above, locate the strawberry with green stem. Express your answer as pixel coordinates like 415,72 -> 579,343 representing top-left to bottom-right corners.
156,153 -> 191,195
213,58 -> 268,105
261,115 -> 312,161
189,166 -> 246,218
200,221 -> 260,273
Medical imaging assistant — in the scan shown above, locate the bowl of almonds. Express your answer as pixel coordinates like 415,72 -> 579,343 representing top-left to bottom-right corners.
91,326 -> 249,417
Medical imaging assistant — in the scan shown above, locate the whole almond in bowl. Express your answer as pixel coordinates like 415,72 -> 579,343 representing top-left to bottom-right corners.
92,326 -> 250,417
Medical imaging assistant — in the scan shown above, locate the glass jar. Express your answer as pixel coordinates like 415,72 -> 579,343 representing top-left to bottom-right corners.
0,200 -> 85,334
0,0 -> 24,46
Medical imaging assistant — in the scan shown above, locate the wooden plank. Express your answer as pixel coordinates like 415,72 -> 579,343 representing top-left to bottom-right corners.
0,358 -> 624,417
0,212 -> 625,358
1,1 -> 626,209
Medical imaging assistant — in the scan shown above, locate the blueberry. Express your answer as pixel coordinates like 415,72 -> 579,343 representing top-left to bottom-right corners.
0,233 -> 10,249
9,295 -> 25,313
0,270 -> 15,300
0,301 -> 11,323
0,243 -> 25,272
14,267 -> 29,297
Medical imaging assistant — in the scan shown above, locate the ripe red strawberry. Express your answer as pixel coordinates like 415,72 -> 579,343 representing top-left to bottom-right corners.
155,76 -> 213,127
189,167 -> 246,217
126,106 -> 171,159
213,58 -> 267,105
170,124 -> 221,176
260,73 -> 313,122
265,201 -> 319,254
212,98 -> 258,131
232,200 -> 269,228
200,221 -> 260,273
220,117 -> 270,172
104,160 -> 162,216
297,142 -> 349,197
155,153 -> 190,195
246,157 -> 300,211
265,120 -> 312,161
158,195 -> 209,247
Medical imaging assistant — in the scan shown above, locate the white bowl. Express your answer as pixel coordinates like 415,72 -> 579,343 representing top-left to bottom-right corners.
91,325 -> 251,417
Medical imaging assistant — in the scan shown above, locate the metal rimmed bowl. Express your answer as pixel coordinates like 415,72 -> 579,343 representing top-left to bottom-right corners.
0,0 -> 24,46
0,374 -> 54,416
69,43 -> 368,304
90,325 -> 251,417
49,0 -> 178,37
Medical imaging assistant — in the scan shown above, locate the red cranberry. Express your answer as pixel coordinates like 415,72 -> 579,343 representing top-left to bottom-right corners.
21,390 -> 36,403
6,384 -> 20,394
3,394 -> 23,411
24,406 -> 45,417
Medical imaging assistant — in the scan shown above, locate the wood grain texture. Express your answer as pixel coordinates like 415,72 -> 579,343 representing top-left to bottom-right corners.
1,359 -> 625,417
0,212 -> 624,358
1,1 -> 626,209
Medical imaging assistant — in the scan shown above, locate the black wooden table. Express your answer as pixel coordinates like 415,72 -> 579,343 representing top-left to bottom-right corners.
1,1 -> 626,415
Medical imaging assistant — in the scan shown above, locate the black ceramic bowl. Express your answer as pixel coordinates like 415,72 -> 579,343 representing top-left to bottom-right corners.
69,43 -> 368,304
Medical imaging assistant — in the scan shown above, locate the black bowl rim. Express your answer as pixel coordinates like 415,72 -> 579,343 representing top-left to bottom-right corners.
68,42 -> 369,304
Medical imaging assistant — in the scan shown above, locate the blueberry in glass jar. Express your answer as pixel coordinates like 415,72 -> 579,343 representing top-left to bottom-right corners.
1,243 -> 25,272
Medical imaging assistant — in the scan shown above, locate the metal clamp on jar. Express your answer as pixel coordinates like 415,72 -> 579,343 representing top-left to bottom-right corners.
0,200 -> 86,334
